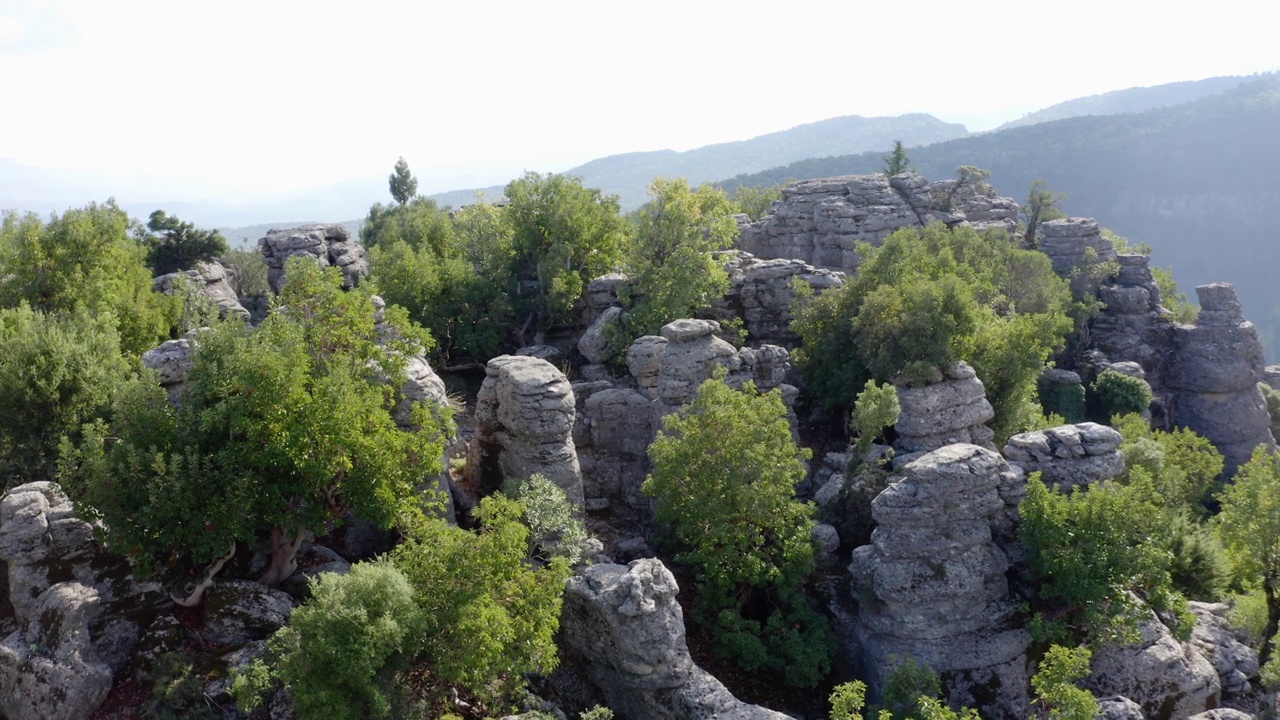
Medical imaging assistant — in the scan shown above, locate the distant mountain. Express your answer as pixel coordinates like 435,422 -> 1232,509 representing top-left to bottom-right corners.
429,113 -> 970,210
720,77 -> 1280,358
993,75 -> 1259,131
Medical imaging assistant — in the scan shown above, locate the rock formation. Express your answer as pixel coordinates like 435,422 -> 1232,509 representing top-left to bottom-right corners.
1166,283 -> 1276,473
1189,602 -> 1260,705
259,223 -> 368,294
469,355 -> 583,506
737,173 -> 1017,274
1003,422 -> 1125,490
848,444 -> 1029,719
1036,217 -> 1117,276
152,260 -> 251,321
1087,607 -> 1220,720
560,558 -> 793,720
892,362 -> 996,464
140,331 -> 200,406
573,381 -> 655,517
712,252 -> 845,346
1088,252 -> 1174,376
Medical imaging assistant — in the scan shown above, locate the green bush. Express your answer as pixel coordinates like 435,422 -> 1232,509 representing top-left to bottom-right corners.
1037,373 -> 1086,423
1030,645 -> 1097,720
882,655 -> 941,720
643,373 -> 833,686
263,561 -> 423,720
1114,413 -> 1223,516
503,473 -> 591,565
1087,370 -> 1152,422
1260,382 -> 1280,440
1160,513 -> 1230,601
141,650 -> 218,719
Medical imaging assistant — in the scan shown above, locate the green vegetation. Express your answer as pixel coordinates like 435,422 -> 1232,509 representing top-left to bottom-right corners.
389,156 -> 418,206
1030,645 -> 1097,720
1215,445 -> 1280,663
732,182 -> 784,221
502,473 -> 591,565
882,140 -> 910,176
791,222 -> 1074,442
1021,180 -> 1066,246
142,210 -> 229,275
643,373 -> 833,686
62,259 -> 451,599
1086,369 -> 1152,422
851,379 -> 900,461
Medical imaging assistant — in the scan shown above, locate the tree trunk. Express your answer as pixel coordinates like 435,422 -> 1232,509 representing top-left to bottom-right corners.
171,544 -> 236,607
1263,576 -> 1280,665
257,525 -> 306,587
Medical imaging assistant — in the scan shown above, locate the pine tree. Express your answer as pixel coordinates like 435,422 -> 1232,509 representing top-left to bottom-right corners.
882,140 -> 910,176
388,157 -> 418,206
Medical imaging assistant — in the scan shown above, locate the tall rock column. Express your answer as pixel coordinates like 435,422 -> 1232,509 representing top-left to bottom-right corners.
468,355 -> 583,506
892,362 -> 996,465
1166,283 -> 1275,473
848,444 -> 1029,719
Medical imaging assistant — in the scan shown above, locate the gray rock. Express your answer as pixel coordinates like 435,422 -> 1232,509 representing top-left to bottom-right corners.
202,580 -> 294,647
656,319 -> 741,407
1037,218 -> 1116,276
0,582 -> 113,720
1187,711 -> 1254,720
1095,696 -> 1145,720
626,336 -> 667,395
260,224 -> 368,294
469,355 -> 583,505
582,273 -> 629,326
848,444 -> 1029,719
560,559 -> 792,720
152,260 -> 251,321
1088,608 -> 1220,720
710,252 -> 845,346
893,362 -> 996,456
1003,423 -> 1125,490
1188,602 -> 1259,700
579,306 -> 626,364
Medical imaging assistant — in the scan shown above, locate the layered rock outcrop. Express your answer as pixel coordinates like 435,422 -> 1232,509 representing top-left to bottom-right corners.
892,362 -> 996,463
713,252 -> 845,346
738,173 -> 1016,274
1166,283 -> 1276,473
1036,217 -> 1116,276
1189,601 -> 1259,703
848,445 -> 1029,719
1087,607 -> 1220,720
259,223 -> 368,294
469,355 -> 583,505
1003,423 -> 1125,490
152,260 -> 251,321
1090,252 -> 1174,377
560,559 -> 792,720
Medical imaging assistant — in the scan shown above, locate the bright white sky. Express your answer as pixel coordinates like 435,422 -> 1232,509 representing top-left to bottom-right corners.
1,0 -> 1277,200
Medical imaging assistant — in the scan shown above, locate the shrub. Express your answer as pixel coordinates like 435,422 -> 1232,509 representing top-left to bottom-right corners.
1030,645 -> 1097,720
1087,370 -> 1151,422
503,473 -> 591,565
882,655 -> 941,720
1037,373 -> 1086,423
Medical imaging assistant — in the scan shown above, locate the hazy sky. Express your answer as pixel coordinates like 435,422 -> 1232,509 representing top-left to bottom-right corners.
1,0 -> 1276,200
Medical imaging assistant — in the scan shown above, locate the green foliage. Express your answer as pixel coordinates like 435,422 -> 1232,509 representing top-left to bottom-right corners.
882,655 -> 941,720
733,183 -> 784,221
391,493 -> 570,706
1114,413 -> 1223,516
1152,266 -> 1198,324
142,210 -> 229,275
791,223 -> 1073,441
618,178 -> 739,341
0,305 -> 129,487
1030,645 -> 1097,720
1022,179 -> 1067,246
62,259 -> 450,577
223,247 -> 270,298
643,374 -> 832,686
882,140 -> 910,176
1037,373 -> 1086,424
852,380 -> 900,461
829,680 -> 869,720
1020,473 -> 1191,645
267,561 -> 424,720
1215,445 -> 1280,663
141,650 -> 218,719
229,657 -> 273,714
1260,383 -> 1280,440
1087,370 -> 1151,422
579,706 -> 614,720
389,156 -> 419,206
504,172 -> 629,343
503,473 -> 591,565
0,201 -> 179,358
1159,512 -> 1230,601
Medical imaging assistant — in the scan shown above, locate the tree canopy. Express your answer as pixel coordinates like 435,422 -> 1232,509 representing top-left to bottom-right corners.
142,209 -> 229,275
388,156 -> 418,206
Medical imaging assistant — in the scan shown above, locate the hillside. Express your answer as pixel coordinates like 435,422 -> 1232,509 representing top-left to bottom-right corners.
721,77 -> 1280,358
428,113 -> 968,210
993,74 -> 1258,130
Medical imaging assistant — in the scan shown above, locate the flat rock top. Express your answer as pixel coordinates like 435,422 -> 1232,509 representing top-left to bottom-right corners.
1039,217 -> 1101,238
660,318 -> 719,342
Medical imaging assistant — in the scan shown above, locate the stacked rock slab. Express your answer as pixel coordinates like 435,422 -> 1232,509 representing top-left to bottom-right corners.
259,223 -> 368,294
1036,217 -> 1116,276
152,260 -> 251,321
892,362 -> 996,464
469,355 -> 583,506
1189,602 -> 1260,705
849,444 -> 1029,719
1166,283 -> 1275,473
712,251 -> 845,346
1090,252 -> 1174,378
737,173 -> 1017,274
1003,423 -> 1125,491
560,559 -> 793,720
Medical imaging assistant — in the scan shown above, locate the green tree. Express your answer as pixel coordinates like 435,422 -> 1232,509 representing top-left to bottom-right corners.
619,178 -> 740,341
1215,445 -> 1280,663
504,172 -> 629,345
733,182 -> 784,221
643,373 -> 833,686
62,258 -> 451,603
0,202 -> 179,358
1021,179 -> 1067,247
851,379 -> 900,461
1030,645 -> 1097,720
882,140 -> 910,176
142,210 -> 229,275
389,156 -> 418,207
1087,369 -> 1152,422
0,305 -> 130,487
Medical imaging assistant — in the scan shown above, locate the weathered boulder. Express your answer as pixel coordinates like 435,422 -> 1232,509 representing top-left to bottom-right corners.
578,306 -> 626,364
469,355 -> 583,506
1088,253 -> 1174,377
655,319 -> 742,407
575,385 -> 656,516
1095,696 -> 1146,720
202,580 -> 294,647
260,223 -> 367,294
848,444 -> 1029,719
892,362 -> 996,461
140,331 -> 202,406
1037,218 -> 1116,276
1166,284 -> 1276,473
560,559 -> 792,720
1003,423 -> 1125,490
1087,608 -> 1220,720
1187,710 -> 1255,720
1188,602 -> 1259,701
153,260 -> 251,321
0,582 -> 113,720
582,273 -> 629,326
737,173 -> 1014,274
711,252 -> 845,346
